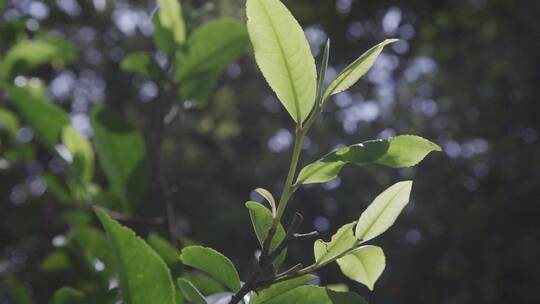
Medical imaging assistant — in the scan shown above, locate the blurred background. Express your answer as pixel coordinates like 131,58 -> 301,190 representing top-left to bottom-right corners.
1,0 -> 539,303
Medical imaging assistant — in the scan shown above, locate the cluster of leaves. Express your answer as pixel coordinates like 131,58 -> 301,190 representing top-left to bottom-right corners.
0,0 -> 442,303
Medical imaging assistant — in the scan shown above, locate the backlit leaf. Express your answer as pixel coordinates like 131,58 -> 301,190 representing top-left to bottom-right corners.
314,222 -> 357,267
336,245 -> 385,291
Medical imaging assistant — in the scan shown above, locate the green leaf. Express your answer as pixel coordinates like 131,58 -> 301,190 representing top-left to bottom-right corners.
314,222 -> 357,267
177,279 -> 207,304
147,232 -> 180,267
95,208 -> 176,304
323,39 -> 397,100
315,39 -> 330,104
1,38 -> 77,80
91,105 -> 147,210
176,18 -> 249,105
297,135 -> 441,185
156,0 -> 186,46
51,287 -> 85,304
0,108 -> 20,137
254,188 -> 276,215
62,126 -> 94,182
67,226 -> 114,279
355,181 -> 413,242
261,285 -> 367,304
6,86 -> 69,149
120,52 -> 157,78
249,274 -> 317,304
180,246 -> 241,292
39,250 -> 71,272
336,245 -> 385,291
245,201 -> 287,267
181,273 -> 226,295
247,0 -> 317,123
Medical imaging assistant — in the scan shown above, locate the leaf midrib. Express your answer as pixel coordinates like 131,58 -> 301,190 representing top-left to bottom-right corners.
258,0 -> 302,123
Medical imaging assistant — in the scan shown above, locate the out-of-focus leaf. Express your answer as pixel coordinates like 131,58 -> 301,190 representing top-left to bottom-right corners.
180,246 -> 240,292
95,208 -> 176,304
246,0 -> 317,123
6,86 -> 69,149
245,201 -> 286,267
176,18 -> 249,106
156,0 -> 186,46
355,181 -> 413,243
249,274 -> 317,304
51,287 -> 85,304
0,38 -> 77,80
336,245 -> 385,291
43,174 -> 72,204
314,222 -> 357,267
90,105 -> 147,210
297,135 -> 441,184
120,52 -> 157,78
62,126 -> 94,182
0,108 -> 19,137
261,285 -> 367,304
147,232 -> 183,275
39,250 -> 71,272
177,278 -> 207,304
67,226 -> 114,279
323,39 -> 397,100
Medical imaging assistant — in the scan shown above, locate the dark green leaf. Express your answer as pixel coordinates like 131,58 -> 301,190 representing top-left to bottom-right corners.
297,135 -> 441,184
261,285 -> 367,304
51,287 -> 85,304
249,274 -> 317,304
95,208 -> 176,304
180,245 -> 241,292
6,86 -> 69,149
177,278 -> 207,304
91,105 -> 147,210
0,108 -> 20,137
245,201 -> 287,267
181,273 -> 226,295
39,250 -> 71,272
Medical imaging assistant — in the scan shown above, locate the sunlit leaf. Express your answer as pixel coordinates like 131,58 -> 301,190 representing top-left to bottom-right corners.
178,278 -> 207,304
249,274 -> 317,304
297,135 -> 441,184
323,39 -> 397,100
247,0 -> 317,123
91,105 -> 147,211
156,0 -> 186,46
176,18 -> 249,105
314,222 -> 357,266
62,126 -> 94,182
95,208 -> 176,304
355,181 -> 413,242
180,246 -> 241,292
1,38 -> 77,80
336,245 -> 385,291
245,201 -> 286,267
261,285 -> 367,304
6,86 -> 69,149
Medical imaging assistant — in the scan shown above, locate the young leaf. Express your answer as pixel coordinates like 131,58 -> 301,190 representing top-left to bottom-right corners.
91,105 -> 147,210
95,208 -> 176,304
177,278 -> 207,304
246,0 -> 317,123
51,287 -> 85,304
355,181 -> 413,242
254,188 -> 277,216
245,201 -> 287,267
180,246 -> 241,292
120,52 -> 157,78
0,38 -> 77,80
156,0 -> 186,46
62,126 -> 94,182
336,245 -> 385,291
314,222 -> 357,266
6,86 -> 69,149
297,135 -> 441,184
249,274 -> 317,304
323,39 -> 398,101
315,39 -> 331,105
261,285 -> 367,304
176,18 -> 249,105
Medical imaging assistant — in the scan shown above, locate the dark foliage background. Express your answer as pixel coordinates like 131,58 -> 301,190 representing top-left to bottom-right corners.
1,0 -> 539,303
